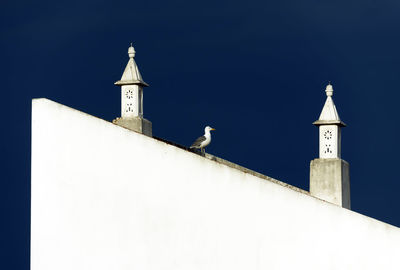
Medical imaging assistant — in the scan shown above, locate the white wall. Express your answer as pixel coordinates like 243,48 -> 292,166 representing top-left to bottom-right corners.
31,98 -> 400,270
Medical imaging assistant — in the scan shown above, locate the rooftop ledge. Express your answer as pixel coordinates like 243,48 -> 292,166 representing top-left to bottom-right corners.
153,136 -> 309,195
34,98 -> 308,197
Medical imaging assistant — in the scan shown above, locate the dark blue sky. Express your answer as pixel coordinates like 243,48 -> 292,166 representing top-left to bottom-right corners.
2,0 -> 400,268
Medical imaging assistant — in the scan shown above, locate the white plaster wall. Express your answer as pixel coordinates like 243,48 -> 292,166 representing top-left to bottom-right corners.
32,98 -> 400,270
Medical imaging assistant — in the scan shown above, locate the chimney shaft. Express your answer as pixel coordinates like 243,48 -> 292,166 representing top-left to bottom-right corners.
113,44 -> 152,136
310,84 -> 350,209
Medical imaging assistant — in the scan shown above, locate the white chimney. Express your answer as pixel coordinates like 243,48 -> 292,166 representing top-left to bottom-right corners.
113,44 -> 152,136
310,83 -> 350,209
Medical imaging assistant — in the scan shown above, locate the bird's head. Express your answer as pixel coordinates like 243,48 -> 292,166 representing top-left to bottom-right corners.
205,126 -> 216,132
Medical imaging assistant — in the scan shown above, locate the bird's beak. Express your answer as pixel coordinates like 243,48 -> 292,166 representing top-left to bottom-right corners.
211,128 -> 216,131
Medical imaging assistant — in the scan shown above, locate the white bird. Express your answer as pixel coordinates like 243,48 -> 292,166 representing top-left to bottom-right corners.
190,126 -> 215,153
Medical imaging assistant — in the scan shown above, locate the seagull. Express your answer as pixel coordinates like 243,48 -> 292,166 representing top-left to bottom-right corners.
190,126 -> 215,153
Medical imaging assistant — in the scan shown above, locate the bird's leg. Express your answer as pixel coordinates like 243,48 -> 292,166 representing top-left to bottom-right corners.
201,148 -> 204,154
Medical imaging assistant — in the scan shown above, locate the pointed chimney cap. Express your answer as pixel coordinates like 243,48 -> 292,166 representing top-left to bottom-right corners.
313,83 -> 346,126
115,44 -> 149,87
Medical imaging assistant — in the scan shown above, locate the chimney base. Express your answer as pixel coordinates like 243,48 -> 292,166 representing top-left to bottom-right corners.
113,117 -> 152,137
310,158 -> 350,209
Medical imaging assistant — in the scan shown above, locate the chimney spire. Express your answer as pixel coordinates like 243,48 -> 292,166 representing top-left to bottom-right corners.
310,83 -> 350,209
112,44 -> 152,136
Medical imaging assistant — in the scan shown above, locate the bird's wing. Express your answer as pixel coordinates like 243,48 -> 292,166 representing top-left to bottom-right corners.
190,136 -> 206,148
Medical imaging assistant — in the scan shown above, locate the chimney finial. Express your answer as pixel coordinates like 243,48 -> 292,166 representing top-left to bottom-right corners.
128,44 -> 136,58
325,82 -> 333,97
